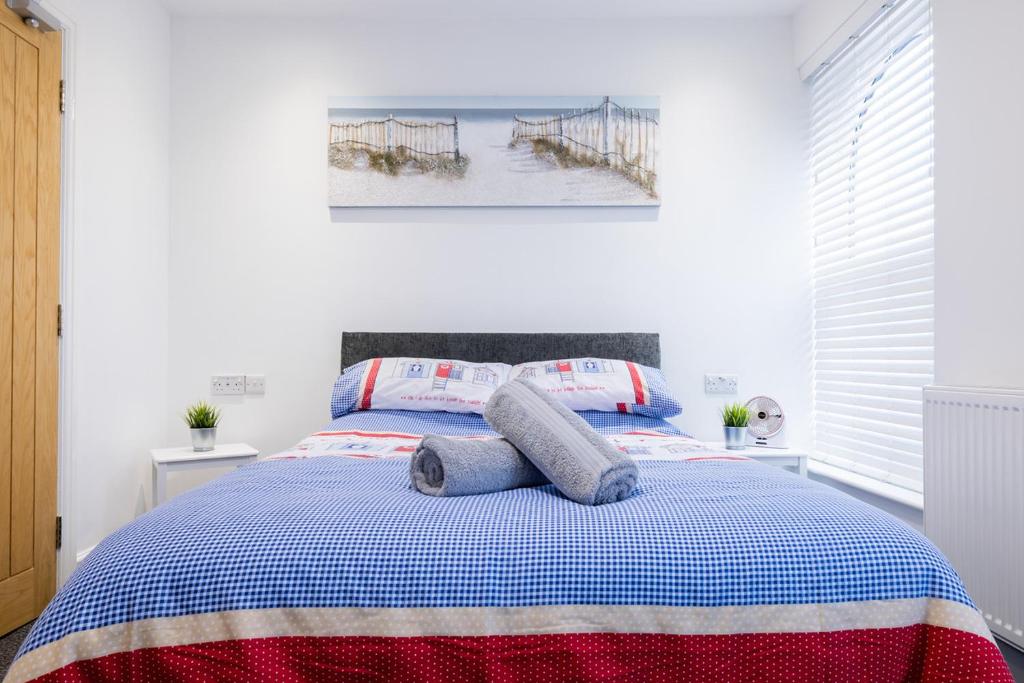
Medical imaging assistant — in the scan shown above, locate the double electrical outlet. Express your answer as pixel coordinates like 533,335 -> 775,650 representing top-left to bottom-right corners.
704,374 -> 738,395
211,375 -> 265,396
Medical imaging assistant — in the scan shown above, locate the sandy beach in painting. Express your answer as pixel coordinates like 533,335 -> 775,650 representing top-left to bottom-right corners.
327,99 -> 660,207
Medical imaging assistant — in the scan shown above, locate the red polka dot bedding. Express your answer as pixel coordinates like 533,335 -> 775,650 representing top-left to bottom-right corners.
6,410 -> 1011,682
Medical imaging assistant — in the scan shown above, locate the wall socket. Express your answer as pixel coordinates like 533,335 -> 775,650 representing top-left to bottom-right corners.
211,375 -> 245,396
705,374 -> 738,395
244,375 -> 266,395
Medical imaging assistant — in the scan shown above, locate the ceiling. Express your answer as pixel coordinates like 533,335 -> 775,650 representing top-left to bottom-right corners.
160,0 -> 804,19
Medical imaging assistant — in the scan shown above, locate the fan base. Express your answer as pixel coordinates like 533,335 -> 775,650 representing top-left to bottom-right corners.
748,430 -> 789,449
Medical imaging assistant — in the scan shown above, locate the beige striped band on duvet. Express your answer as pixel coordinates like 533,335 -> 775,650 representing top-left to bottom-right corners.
7,597 -> 993,683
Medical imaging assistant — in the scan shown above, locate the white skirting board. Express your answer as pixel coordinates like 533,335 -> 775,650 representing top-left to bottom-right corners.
924,386 -> 1024,651
76,545 -> 95,565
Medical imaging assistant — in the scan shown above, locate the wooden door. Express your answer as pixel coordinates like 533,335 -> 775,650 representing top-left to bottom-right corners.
0,5 -> 60,635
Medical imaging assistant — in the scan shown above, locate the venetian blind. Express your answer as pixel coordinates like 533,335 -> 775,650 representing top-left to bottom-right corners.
809,0 -> 934,508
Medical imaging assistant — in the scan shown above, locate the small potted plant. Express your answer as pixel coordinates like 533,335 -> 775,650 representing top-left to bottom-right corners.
721,402 -> 750,450
184,401 -> 221,452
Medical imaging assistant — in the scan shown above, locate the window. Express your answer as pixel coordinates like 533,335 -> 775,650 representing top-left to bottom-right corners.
809,0 -> 934,508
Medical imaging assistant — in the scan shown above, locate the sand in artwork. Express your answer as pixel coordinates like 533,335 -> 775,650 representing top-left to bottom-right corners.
327,96 -> 660,207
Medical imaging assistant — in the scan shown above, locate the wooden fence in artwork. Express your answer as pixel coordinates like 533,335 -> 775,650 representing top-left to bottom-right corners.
511,97 -> 657,193
328,115 -> 460,161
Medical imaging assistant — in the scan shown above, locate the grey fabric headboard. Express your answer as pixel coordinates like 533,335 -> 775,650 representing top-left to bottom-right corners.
340,332 -> 661,370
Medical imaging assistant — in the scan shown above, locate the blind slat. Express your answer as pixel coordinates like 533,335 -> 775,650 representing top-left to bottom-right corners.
814,318 -> 932,341
814,222 -> 932,267
811,0 -> 933,505
813,192 -> 933,240
816,290 -> 932,320
816,413 -> 925,448
814,389 -> 925,415
814,209 -> 931,261
814,380 -> 924,401
814,277 -> 933,311
816,400 -> 922,428
812,128 -> 932,207
812,77 -> 933,168
815,346 -> 933,362
815,368 -> 933,386
816,447 -> 922,483
813,171 -> 933,228
815,264 -> 933,301
815,247 -> 932,290
815,359 -> 933,374
815,437 -> 922,473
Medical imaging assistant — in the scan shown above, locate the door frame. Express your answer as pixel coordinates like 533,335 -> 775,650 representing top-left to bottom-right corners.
25,0 -> 78,587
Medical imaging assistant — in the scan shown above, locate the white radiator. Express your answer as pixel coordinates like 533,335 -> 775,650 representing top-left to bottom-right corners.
924,386 -> 1024,651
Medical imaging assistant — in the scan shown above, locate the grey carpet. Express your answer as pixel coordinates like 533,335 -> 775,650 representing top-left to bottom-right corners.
0,621 -> 33,679
997,639 -> 1024,682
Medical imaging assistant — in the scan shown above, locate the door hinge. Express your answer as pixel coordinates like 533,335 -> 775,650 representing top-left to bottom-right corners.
59,79 -> 66,114
56,516 -> 62,550
57,303 -> 62,337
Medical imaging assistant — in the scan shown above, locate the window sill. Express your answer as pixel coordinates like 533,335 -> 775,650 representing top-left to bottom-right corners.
808,460 -> 924,511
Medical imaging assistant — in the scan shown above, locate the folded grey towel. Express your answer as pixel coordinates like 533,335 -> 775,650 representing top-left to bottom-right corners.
410,434 -> 547,497
484,378 -> 639,505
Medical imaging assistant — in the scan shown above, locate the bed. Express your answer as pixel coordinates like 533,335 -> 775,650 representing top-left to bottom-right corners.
6,332 -> 1011,682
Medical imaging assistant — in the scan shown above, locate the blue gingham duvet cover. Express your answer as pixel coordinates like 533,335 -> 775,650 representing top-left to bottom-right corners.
6,410 -> 1010,682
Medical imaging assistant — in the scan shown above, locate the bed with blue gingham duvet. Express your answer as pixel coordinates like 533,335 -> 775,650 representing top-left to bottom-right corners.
6,410 -> 1011,682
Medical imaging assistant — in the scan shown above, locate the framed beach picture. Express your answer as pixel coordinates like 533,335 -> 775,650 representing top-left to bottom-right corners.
327,96 -> 660,207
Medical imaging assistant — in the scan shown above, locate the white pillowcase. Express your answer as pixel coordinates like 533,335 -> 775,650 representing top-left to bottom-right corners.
334,358 -> 512,415
509,358 -> 677,416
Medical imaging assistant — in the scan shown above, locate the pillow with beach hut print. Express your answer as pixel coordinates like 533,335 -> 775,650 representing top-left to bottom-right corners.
510,358 -> 681,418
331,358 -> 512,418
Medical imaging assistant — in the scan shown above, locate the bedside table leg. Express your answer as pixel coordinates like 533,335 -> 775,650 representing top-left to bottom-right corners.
152,465 -> 166,508
798,457 -> 808,477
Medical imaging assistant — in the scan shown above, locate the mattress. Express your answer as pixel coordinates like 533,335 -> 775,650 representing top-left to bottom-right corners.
7,410 -> 1011,682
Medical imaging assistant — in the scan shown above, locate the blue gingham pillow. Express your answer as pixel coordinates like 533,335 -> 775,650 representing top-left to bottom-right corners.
509,358 -> 681,418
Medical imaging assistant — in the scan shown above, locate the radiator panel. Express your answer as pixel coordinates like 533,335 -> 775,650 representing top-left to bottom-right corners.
924,386 -> 1024,651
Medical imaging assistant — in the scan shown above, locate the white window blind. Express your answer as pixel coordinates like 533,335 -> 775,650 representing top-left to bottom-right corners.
809,0 -> 934,508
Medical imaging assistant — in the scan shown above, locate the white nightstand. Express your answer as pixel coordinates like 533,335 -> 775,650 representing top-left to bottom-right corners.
150,443 -> 260,507
704,442 -> 808,476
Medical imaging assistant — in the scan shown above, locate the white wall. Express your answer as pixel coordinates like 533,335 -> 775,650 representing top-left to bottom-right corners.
932,0 -> 1024,389
55,0 -> 171,556
166,16 -> 810,462
792,0 -> 866,70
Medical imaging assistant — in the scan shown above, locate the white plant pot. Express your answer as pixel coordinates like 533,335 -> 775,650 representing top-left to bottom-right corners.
191,427 -> 217,452
723,426 -> 747,450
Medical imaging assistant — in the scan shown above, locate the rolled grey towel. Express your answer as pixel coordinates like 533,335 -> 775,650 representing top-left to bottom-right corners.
484,378 -> 639,505
410,435 -> 547,497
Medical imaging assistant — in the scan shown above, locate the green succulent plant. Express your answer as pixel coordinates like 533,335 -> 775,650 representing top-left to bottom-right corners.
183,401 -> 221,429
721,402 -> 751,428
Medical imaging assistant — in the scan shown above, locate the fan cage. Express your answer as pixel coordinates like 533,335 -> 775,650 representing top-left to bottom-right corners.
746,396 -> 784,438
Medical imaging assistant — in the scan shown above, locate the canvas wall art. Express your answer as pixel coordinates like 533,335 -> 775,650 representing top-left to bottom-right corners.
327,96 -> 660,207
